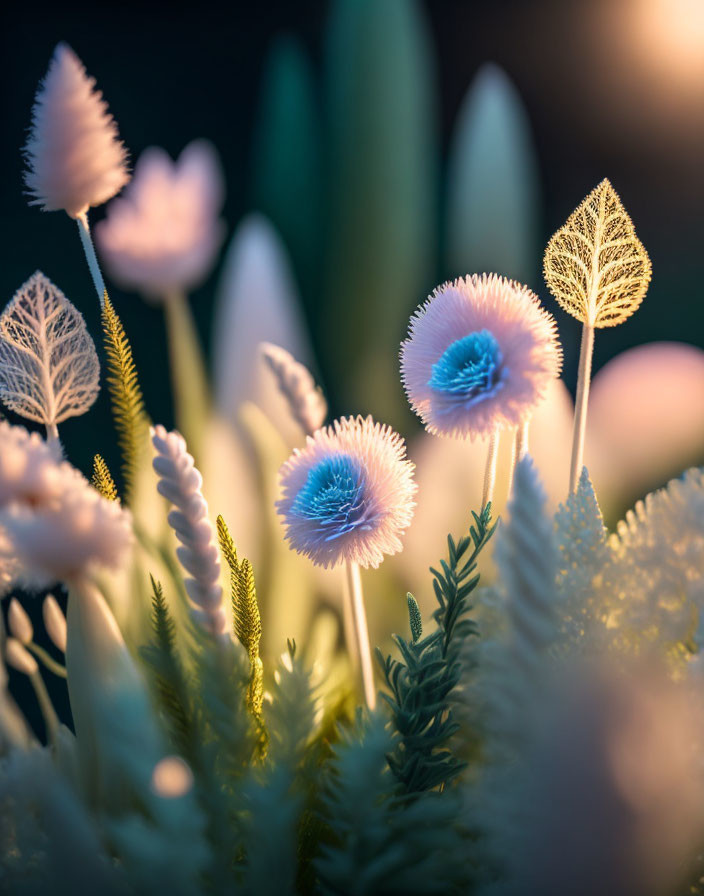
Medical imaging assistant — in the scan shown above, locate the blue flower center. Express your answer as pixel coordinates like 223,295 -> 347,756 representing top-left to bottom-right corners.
290,454 -> 375,541
428,330 -> 504,406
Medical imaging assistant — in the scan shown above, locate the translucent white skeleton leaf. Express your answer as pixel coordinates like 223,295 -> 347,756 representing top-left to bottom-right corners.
0,272 -> 100,432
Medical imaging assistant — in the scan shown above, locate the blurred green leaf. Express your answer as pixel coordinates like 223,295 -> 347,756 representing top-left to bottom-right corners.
445,63 -> 540,287
324,0 -> 438,424
251,36 -> 322,310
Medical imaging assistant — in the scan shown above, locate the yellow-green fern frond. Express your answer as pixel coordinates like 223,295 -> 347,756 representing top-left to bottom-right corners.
216,514 -> 238,572
91,454 -> 118,501
101,292 -> 150,504
234,558 -> 264,719
216,514 -> 264,722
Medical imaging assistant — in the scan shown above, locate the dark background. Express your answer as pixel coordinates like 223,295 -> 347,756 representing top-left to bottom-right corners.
1,0 -> 703,738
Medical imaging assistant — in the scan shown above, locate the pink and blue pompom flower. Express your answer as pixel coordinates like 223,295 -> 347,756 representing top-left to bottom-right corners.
401,274 -> 562,439
277,416 -> 416,569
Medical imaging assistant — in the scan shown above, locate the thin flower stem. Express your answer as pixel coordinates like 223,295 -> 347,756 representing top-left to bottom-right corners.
29,669 -> 59,745
76,211 -> 106,307
481,428 -> 500,510
569,323 -> 595,493
27,642 -> 67,679
344,560 -> 376,710
506,421 -> 530,498
163,291 -> 211,461
44,422 -> 62,456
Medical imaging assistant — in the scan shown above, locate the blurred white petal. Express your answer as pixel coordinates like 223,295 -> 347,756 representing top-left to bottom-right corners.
212,214 -> 317,445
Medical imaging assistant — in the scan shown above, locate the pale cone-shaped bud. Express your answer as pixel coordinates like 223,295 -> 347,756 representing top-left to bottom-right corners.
5,638 -> 38,676
43,594 -> 67,652
8,598 -> 33,645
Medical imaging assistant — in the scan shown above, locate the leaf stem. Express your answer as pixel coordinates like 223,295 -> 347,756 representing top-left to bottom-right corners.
481,428 -> 500,510
29,669 -> 59,745
76,212 -> 106,307
343,560 -> 376,710
507,420 -> 530,497
569,323 -> 595,493
163,291 -> 211,462
27,642 -> 67,678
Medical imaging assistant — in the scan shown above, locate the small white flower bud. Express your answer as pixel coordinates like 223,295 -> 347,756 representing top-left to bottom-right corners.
5,638 -> 38,676
42,594 -> 67,652
8,598 -> 33,645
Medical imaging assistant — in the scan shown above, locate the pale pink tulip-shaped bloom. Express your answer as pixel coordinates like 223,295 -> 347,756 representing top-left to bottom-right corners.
97,141 -> 225,299
401,274 -> 562,440
277,416 -> 417,569
24,44 -> 129,218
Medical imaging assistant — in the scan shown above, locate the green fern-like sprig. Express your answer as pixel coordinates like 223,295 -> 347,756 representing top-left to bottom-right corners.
377,504 -> 497,794
101,293 -> 150,504
90,453 -> 118,501
216,515 -> 265,733
140,576 -> 198,763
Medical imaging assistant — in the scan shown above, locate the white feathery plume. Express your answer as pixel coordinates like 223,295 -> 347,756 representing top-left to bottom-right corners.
260,341 -> 327,437
43,594 -> 67,653
151,424 -> 228,640
23,43 -> 129,219
7,599 -> 33,645
0,272 -> 100,442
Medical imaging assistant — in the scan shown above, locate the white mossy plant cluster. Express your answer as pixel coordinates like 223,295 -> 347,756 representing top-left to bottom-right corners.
2,35 -> 704,896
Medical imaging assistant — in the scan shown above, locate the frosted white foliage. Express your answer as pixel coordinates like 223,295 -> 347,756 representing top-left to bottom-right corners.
0,272 -> 99,427
609,467 -> 704,660
151,424 -> 228,640
496,456 -> 558,672
477,457 -> 559,752
554,467 -> 614,649
261,342 -> 327,437
24,44 -> 129,218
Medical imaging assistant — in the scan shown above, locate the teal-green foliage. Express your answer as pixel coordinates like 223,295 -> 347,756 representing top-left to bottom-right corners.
315,714 -> 469,895
378,505 -> 497,794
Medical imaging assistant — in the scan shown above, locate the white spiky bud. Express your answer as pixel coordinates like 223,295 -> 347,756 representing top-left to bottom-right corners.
5,638 -> 38,677
151,425 -> 228,640
7,599 -> 33,645
261,342 -> 327,436
43,594 -> 67,652
23,43 -> 130,218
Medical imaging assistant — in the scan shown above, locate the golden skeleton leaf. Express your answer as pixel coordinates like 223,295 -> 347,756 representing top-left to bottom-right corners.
543,179 -> 652,328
